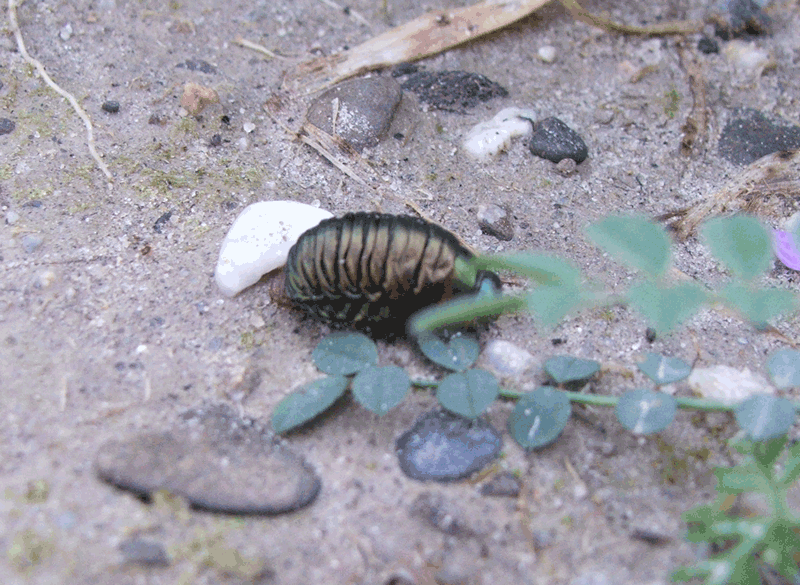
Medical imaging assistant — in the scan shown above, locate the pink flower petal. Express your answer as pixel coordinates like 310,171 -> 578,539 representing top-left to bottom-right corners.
773,229 -> 800,271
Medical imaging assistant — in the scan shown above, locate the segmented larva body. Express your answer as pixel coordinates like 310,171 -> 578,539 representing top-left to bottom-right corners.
284,212 -> 483,333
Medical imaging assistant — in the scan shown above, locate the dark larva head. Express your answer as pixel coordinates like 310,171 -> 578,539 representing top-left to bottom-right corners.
284,212 -> 491,336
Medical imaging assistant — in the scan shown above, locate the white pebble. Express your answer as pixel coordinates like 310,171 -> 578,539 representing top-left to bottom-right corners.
481,339 -> 536,378
723,40 -> 775,76
243,122 -> 256,133
687,365 -> 774,405
214,201 -> 333,296
537,45 -> 557,63
463,107 -> 536,160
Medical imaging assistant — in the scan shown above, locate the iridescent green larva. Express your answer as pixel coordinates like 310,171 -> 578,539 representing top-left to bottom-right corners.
284,212 -> 496,334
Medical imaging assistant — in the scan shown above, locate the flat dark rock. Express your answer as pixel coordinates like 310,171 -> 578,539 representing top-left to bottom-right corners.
395,409 -> 502,482
718,108 -> 800,166
400,70 -> 507,113
95,403 -> 321,515
306,76 -> 403,150
529,117 -> 588,163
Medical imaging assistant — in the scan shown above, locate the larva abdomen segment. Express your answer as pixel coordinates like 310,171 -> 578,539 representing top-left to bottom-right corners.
284,212 -> 476,332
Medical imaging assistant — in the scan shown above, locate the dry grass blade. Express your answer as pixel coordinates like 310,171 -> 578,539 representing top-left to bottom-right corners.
559,0 -> 702,35
666,149 -> 800,239
283,0 -> 552,94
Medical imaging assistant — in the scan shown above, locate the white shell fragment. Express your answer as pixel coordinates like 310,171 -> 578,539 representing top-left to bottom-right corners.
215,201 -> 333,297
687,365 -> 775,406
463,107 -> 536,160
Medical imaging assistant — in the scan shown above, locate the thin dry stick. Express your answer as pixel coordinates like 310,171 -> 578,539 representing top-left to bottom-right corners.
233,35 -> 293,60
8,0 -> 112,182
559,0 -> 702,35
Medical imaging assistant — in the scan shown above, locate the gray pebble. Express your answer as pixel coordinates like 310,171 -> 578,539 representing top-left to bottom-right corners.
481,339 -> 535,379
119,538 -> 170,566
718,108 -> 800,165
306,76 -> 403,151
0,117 -> 15,135
555,157 -> 578,176
480,471 -> 521,498
477,204 -> 514,241
21,234 -> 44,253
593,107 -> 615,125
95,403 -> 321,514
529,117 -> 588,163
102,100 -> 120,113
5,210 -> 19,225
396,409 -> 502,482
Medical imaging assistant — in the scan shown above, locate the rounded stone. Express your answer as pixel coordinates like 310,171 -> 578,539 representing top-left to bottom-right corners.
102,101 -> 120,113
0,118 -> 15,135
396,409 -> 502,482
306,76 -> 403,151
95,403 -> 321,515
529,117 -> 588,163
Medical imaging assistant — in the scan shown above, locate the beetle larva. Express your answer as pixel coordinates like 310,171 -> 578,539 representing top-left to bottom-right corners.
284,212 -> 497,334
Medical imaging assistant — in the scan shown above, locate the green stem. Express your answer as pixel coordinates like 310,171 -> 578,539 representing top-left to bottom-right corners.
416,380 -> 800,413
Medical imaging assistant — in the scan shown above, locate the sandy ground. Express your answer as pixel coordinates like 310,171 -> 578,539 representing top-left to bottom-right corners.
2,0 -> 800,583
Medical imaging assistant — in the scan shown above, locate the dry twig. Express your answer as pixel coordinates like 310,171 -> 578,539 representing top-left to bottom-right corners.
559,0 -> 702,35
8,0 -> 112,182
663,149 -> 800,239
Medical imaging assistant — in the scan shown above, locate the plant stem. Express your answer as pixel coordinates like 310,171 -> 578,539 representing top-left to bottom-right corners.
417,380 -> 800,413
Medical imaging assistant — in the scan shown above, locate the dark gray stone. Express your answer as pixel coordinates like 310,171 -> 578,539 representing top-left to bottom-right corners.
396,409 -> 502,482
477,204 -> 514,241
697,37 -> 719,54
102,101 -> 120,113
400,70 -> 507,113
529,117 -> 588,163
718,108 -> 800,165
95,403 -> 321,515
480,471 -> 521,497
306,76 -> 403,150
119,538 -> 170,566
0,117 -> 15,135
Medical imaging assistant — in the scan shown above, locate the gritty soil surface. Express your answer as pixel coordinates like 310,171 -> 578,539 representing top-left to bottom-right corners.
2,1 -> 800,584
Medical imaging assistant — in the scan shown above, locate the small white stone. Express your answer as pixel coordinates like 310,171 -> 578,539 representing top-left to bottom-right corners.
688,365 -> 775,405
463,107 -> 536,159
723,40 -> 775,76
537,45 -> 557,63
5,210 -> 19,225
481,339 -> 536,378
60,23 -> 73,42
243,122 -> 256,133
214,200 -> 333,296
